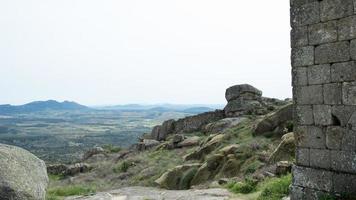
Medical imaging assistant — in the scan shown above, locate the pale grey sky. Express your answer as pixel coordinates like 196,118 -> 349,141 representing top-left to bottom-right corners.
0,0 -> 291,105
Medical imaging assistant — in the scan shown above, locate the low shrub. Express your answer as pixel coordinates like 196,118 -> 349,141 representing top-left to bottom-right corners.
113,161 -> 130,173
227,178 -> 257,194
257,174 -> 292,200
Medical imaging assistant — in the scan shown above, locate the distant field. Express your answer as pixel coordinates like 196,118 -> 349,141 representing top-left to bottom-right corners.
0,110 -> 190,164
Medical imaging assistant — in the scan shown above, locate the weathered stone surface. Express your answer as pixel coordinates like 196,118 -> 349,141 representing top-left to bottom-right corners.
331,150 -> 356,173
341,130 -> 356,151
184,134 -> 226,161
137,139 -> 160,151
309,149 -> 330,169
307,64 -> 330,85
176,136 -> 200,148
253,104 -> 293,136
315,41 -> 350,64
294,85 -> 323,105
291,2 -> 320,27
293,166 -> 333,191
174,110 -> 225,133
47,164 -> 68,175
0,144 -> 48,200
295,126 -> 325,149
151,125 -> 161,141
332,105 -> 356,127
313,105 -> 332,126
269,132 -> 295,163
350,39 -> 356,60
82,147 -> 106,161
219,144 -> 239,156
308,21 -> 337,45
320,0 -> 353,21
159,119 -> 175,141
292,67 -> 308,86
191,155 -> 225,186
155,164 -> 201,190
342,82 -> 356,105
333,173 -> 356,195
291,26 -> 308,47
225,84 -> 262,102
296,148 -> 310,166
326,126 -> 345,150
224,99 -> 263,117
323,83 -> 342,105
338,15 -> 356,40
203,117 -> 246,134
331,61 -> 356,82
295,105 -> 314,125
65,163 -> 92,176
291,46 -> 314,67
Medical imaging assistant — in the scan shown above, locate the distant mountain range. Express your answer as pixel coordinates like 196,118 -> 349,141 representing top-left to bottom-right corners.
0,100 -> 224,115
0,100 -> 89,114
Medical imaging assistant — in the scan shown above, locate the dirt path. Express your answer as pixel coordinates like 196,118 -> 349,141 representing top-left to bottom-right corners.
65,186 -> 232,200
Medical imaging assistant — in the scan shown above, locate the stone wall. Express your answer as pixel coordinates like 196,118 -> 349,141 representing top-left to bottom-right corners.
291,0 -> 356,198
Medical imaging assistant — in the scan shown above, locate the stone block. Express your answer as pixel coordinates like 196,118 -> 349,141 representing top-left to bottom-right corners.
290,185 -> 305,200
294,85 -> 323,105
295,105 -> 314,125
315,41 -> 350,64
326,126 -> 345,150
313,105 -> 332,126
291,26 -> 308,47
342,82 -> 356,105
323,83 -> 342,105
295,126 -> 325,149
310,148 -> 331,169
307,64 -> 330,85
331,150 -> 356,173
292,46 -> 314,67
293,166 -> 333,191
341,130 -> 356,151
333,173 -> 356,195
320,0 -> 353,21
291,2 -> 320,27
331,61 -> 356,82
290,0 -> 318,7
296,147 -> 310,166
308,21 -> 337,45
350,39 -> 356,60
331,105 -> 356,127
338,15 -> 356,40
292,67 -> 308,86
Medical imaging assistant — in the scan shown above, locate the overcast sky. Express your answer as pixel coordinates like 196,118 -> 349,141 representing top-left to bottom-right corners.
0,0 -> 291,106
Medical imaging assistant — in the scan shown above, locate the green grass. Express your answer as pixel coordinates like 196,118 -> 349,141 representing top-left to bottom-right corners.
113,161 -> 131,173
257,174 -> 292,200
47,185 -> 96,199
102,144 -> 122,153
227,178 -> 258,194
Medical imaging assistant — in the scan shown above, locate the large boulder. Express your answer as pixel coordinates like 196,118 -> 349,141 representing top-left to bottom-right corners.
0,144 -> 48,200
225,84 -> 262,102
82,147 -> 107,161
269,132 -> 295,163
224,84 -> 269,117
137,139 -> 160,151
155,164 -> 201,190
253,104 -> 293,136
176,136 -> 201,148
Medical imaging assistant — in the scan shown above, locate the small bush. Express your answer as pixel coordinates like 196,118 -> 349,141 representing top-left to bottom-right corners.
257,174 -> 292,200
113,161 -> 130,173
47,185 -> 95,197
102,144 -> 121,153
228,178 -> 257,194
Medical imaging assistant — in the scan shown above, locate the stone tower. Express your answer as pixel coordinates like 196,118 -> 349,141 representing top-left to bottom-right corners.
291,0 -> 356,199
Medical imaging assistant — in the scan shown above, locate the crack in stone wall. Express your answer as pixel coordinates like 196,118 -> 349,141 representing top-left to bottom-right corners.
291,0 -> 356,199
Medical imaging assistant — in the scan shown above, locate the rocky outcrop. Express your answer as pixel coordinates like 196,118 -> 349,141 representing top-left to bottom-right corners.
137,139 -> 160,151
203,117 -> 247,134
176,136 -> 200,148
151,110 -> 225,140
269,132 -> 295,163
47,163 -> 92,176
184,134 -> 226,161
224,84 -> 265,117
253,104 -> 293,136
82,147 -> 107,161
155,164 -> 201,190
0,144 -> 48,200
